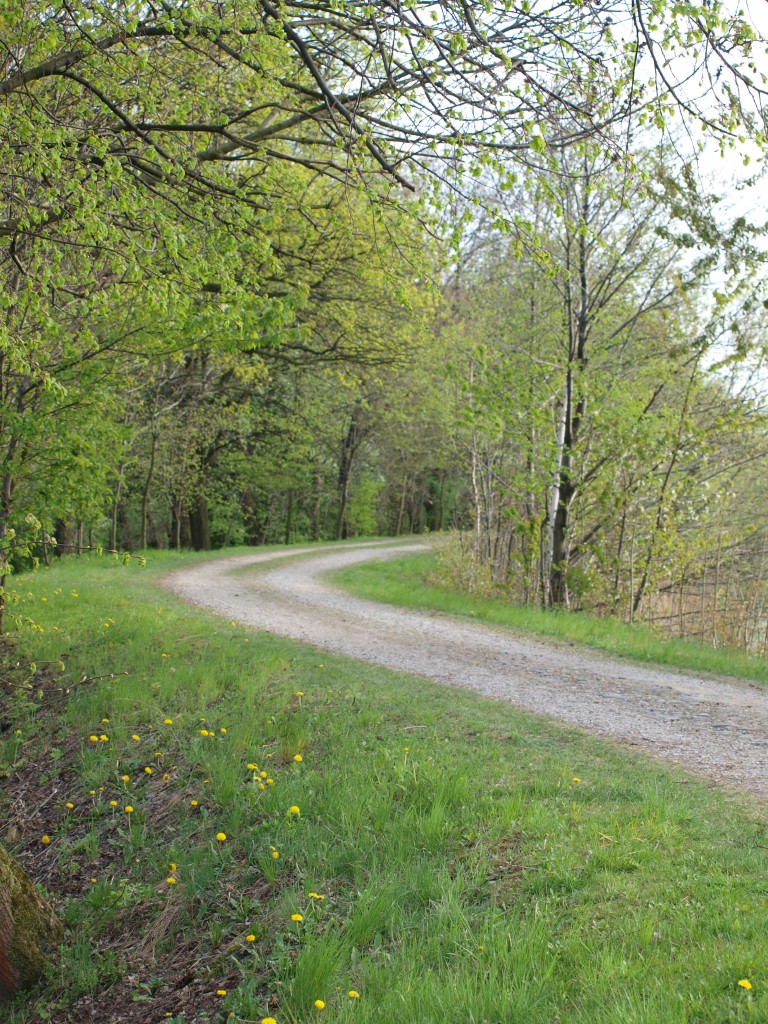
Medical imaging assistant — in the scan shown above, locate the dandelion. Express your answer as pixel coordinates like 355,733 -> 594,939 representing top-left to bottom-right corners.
161,653 -> 169,659
572,777 -> 581,783
271,850 -> 280,860
99,735 -> 109,742
259,783 -> 266,791
101,718 -> 110,724
66,802 -> 74,809
125,805 -> 134,813
293,754 -> 303,763
41,835 -> 51,844
121,774 -> 130,782
216,989 -> 227,997
109,800 -> 118,807
291,913 -> 303,923
348,991 -> 360,999
247,763 -> 258,770
190,800 -> 199,807
166,877 -> 177,885
261,1018 -> 278,1024
216,832 -> 227,842
162,773 -> 170,781
738,980 -> 753,990
267,778 -> 274,785
164,719 -> 173,725
246,934 -> 256,942
314,1000 -> 325,1010
132,734 -> 140,741
260,771 -> 267,778
307,892 -> 324,900
289,806 -> 300,815
170,863 -> 177,871
295,691 -> 304,697
220,728 -> 227,734
200,729 -> 210,736
89,735 -> 98,742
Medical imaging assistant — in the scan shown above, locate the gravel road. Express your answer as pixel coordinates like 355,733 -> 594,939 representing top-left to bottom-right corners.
164,541 -> 768,800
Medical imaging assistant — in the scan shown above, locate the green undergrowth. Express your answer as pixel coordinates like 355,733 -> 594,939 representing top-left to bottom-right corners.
332,551 -> 768,686
2,550 -> 767,1024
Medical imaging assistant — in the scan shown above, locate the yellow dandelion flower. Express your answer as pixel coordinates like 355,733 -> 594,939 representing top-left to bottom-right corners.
88,735 -> 98,742
220,728 -> 227,734
101,718 -> 110,723
307,892 -> 325,900
170,863 -> 177,871
291,913 -> 303,923
295,691 -> 304,697
572,777 -> 581,783
259,783 -> 266,791
166,877 -> 177,885
41,835 -> 51,844
247,763 -> 258,770
271,850 -> 279,859
121,774 -> 130,782
314,1000 -> 325,1010
216,832 -> 227,842
89,789 -> 96,795
66,802 -> 74,809
162,773 -> 170,781
216,989 -> 227,997
261,1018 -> 278,1024
260,771 -> 267,778
246,933 -> 256,942
200,729 -> 209,736
348,991 -> 360,999
99,735 -> 109,742
293,754 -> 303,763
164,718 -> 173,725
132,734 -> 140,741
289,805 -> 300,815
161,653 -> 169,658
190,800 -> 199,807
738,980 -> 753,990
144,767 -> 152,775
125,805 -> 134,813
267,778 -> 274,785
109,800 -> 118,807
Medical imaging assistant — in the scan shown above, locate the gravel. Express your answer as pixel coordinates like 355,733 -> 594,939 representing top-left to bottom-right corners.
163,541 -> 768,801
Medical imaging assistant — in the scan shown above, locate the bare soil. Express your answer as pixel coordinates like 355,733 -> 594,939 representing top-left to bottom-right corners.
164,541 -> 768,801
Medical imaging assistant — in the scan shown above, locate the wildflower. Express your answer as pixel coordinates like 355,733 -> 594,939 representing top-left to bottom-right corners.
247,763 -> 258,770
200,729 -> 209,736
289,806 -> 300,815
220,728 -> 227,734
164,719 -> 173,725
99,735 -> 109,742
101,718 -> 110,723
66,802 -> 74,809
166,877 -> 177,885
216,832 -> 227,842
272,850 -> 280,860
89,789 -> 96,795
109,800 -> 118,807
572,777 -> 581,783
190,800 -> 199,807
132,734 -> 140,741
89,735 -> 98,742
41,835 -> 51,844
260,771 -> 267,778
295,691 -> 304,697
162,773 -> 170,781
348,991 -> 360,999
738,980 -> 753,990
293,755 -> 303,763
216,989 -> 227,997
144,767 -> 152,775
314,1000 -> 325,1010
125,805 -> 134,813
259,783 -> 266,791
308,892 -> 324,900
291,914 -> 303,923
161,653 -> 169,658
246,934 -> 256,942
121,774 -> 130,782
90,877 -> 97,884
170,863 -> 177,871
261,1018 -> 278,1024
267,778 -> 274,785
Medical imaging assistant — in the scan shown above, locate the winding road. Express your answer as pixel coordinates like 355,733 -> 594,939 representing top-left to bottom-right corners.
164,540 -> 768,800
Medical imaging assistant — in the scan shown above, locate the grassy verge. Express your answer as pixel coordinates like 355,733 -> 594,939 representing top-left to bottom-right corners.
331,551 -> 768,685
2,550 -> 767,1024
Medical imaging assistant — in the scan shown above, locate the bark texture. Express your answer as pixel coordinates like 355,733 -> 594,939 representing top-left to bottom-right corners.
0,845 -> 63,1001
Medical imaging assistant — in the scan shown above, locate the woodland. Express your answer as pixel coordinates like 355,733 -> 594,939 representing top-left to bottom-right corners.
3,0 -> 768,649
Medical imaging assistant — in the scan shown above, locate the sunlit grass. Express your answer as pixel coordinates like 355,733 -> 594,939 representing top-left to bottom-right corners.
332,551 -> 768,684
2,549 -> 766,1024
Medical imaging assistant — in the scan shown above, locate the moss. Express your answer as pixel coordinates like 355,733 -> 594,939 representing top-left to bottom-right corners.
0,845 -> 63,1000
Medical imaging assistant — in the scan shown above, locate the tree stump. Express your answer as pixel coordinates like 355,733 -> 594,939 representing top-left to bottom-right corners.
0,844 -> 63,1001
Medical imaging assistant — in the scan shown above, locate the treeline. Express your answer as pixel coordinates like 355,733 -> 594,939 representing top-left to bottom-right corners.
3,1 -> 768,649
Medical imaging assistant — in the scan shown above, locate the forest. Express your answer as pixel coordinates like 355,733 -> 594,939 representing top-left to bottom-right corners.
3,0 -> 768,649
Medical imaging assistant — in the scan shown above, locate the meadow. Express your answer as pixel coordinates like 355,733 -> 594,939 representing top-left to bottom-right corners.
2,548 -> 766,1024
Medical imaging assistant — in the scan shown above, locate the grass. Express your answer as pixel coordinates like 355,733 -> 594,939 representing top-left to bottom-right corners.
331,550 -> 768,685
1,547 -> 766,1024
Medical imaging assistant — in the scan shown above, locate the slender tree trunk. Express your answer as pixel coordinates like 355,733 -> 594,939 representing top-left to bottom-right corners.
141,430 -> 157,549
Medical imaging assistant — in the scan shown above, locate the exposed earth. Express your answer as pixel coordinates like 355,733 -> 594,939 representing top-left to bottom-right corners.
165,541 -> 768,801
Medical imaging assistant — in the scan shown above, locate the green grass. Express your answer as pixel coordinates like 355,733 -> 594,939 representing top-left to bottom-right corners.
2,549 -> 767,1024
331,551 -> 768,685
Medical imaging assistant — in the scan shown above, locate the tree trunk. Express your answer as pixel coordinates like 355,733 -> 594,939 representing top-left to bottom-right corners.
0,845 -> 63,1001
188,494 -> 211,551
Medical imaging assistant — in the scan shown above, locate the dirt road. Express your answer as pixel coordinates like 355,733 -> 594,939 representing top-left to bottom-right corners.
164,541 -> 768,800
